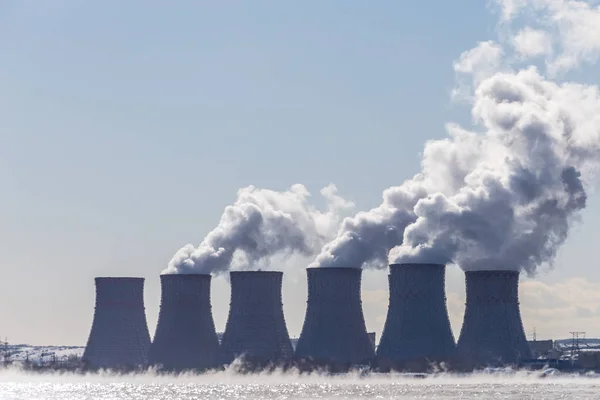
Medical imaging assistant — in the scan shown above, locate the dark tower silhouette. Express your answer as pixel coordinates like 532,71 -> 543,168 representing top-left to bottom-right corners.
376,263 -> 455,371
456,270 -> 532,369
148,274 -> 220,371
294,267 -> 375,371
218,271 -> 293,369
82,277 -> 151,370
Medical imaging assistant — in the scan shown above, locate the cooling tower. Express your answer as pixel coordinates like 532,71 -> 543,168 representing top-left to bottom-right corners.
455,270 -> 532,369
376,263 -> 455,372
218,271 -> 293,368
82,277 -> 151,370
148,274 -> 220,372
294,267 -> 375,371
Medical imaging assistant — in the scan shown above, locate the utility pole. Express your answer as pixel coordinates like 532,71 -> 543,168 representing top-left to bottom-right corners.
569,331 -> 586,365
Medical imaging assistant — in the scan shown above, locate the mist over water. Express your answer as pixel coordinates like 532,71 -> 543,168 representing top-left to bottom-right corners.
1,369 -> 599,399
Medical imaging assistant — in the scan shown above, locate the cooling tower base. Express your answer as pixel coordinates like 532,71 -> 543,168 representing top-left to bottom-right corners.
375,358 -> 451,374
226,356 -> 294,372
223,356 -> 295,374
294,358 -> 372,374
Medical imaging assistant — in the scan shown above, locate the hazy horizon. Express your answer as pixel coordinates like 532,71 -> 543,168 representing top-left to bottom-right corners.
2,0 -> 600,346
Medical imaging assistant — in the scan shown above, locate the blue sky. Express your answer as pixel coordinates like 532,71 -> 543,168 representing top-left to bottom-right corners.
1,1 -> 599,345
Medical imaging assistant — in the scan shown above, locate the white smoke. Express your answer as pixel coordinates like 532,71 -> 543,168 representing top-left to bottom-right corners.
390,67 -> 596,273
314,0 -> 600,275
164,184 -> 354,275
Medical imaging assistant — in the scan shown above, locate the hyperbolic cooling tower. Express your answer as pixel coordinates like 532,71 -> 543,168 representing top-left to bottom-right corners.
376,264 -> 455,372
148,274 -> 220,371
455,270 -> 532,369
218,271 -> 293,368
82,277 -> 151,369
294,267 -> 375,370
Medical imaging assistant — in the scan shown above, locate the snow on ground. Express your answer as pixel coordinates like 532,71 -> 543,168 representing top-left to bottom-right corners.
0,338 -> 596,364
555,339 -> 600,350
1,344 -> 84,363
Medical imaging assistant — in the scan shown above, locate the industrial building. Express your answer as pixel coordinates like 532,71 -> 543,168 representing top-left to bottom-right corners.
455,270 -> 532,369
148,274 -> 220,372
82,277 -> 151,370
78,264 -> 554,373
376,263 -> 455,371
218,271 -> 293,369
528,339 -> 555,359
294,267 -> 375,371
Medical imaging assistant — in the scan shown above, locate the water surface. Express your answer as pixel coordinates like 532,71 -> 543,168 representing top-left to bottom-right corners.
0,369 -> 596,399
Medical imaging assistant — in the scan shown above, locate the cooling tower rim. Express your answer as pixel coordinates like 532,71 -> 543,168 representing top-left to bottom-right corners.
95,277 -> 145,281
389,263 -> 445,270
306,266 -> 361,272
159,273 -> 211,281
464,270 -> 520,277
306,267 -> 362,279
160,271 -> 212,276
229,270 -> 283,276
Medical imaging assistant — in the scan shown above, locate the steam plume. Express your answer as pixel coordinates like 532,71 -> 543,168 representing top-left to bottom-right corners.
314,0 -> 600,274
164,184 -> 353,275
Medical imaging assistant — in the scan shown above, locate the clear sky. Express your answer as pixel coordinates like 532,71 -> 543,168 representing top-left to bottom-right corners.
1,1 -> 599,345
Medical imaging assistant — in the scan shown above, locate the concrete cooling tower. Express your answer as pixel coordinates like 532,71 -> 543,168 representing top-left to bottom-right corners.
294,267 -> 375,371
455,270 -> 532,369
218,271 -> 293,368
82,277 -> 151,370
148,274 -> 220,372
376,263 -> 455,372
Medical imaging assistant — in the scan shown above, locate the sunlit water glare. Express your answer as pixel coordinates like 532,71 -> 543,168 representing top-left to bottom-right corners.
0,369 -> 597,399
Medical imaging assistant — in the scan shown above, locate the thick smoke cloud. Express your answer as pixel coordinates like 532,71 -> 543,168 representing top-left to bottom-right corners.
164,184 -> 353,275
308,183 -> 426,270
390,68 -> 597,274
314,0 -> 600,274
309,128 -> 484,270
